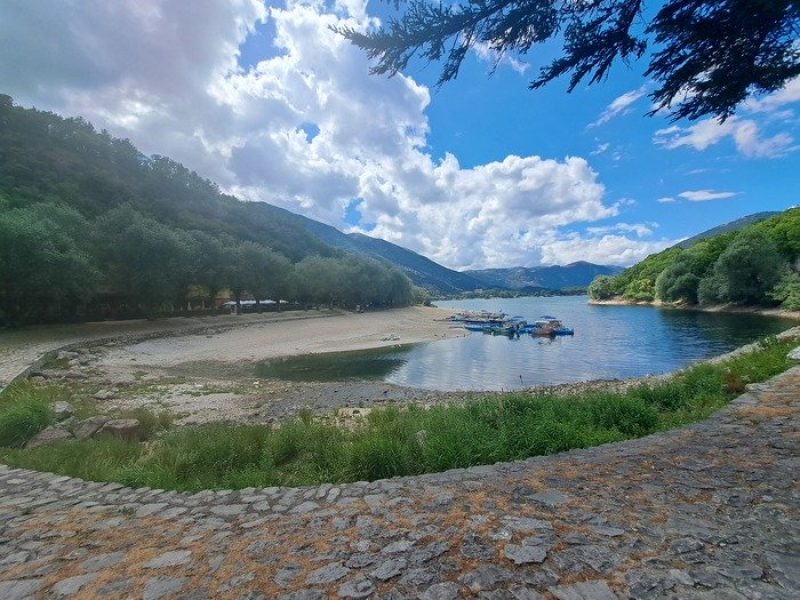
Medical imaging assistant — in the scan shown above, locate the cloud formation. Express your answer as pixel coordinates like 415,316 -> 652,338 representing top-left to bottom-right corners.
678,190 -> 739,202
654,79 -> 800,159
589,86 -> 648,128
0,0 -> 669,269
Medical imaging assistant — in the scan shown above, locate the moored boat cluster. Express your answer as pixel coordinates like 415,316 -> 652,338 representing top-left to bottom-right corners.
448,310 -> 574,337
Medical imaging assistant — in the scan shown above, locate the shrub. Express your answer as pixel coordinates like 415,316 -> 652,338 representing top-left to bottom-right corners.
0,385 -> 53,447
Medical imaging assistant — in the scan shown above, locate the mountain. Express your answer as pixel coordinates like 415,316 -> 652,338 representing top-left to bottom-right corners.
256,204 -> 484,294
465,262 -> 625,291
675,211 -> 780,249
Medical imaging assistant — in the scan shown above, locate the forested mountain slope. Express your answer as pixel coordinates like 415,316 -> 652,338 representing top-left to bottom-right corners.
0,96 -> 418,324
588,208 -> 800,310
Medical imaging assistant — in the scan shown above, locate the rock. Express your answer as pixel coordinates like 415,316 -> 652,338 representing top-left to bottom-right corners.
52,573 -> 97,597
504,544 -> 548,565
93,389 -> 115,401
145,550 -> 192,569
142,576 -> 186,600
51,401 -> 74,421
788,346 -> 800,361
338,577 -> 376,598
96,418 -> 144,441
420,582 -> 461,600
372,558 -> 407,581
25,426 -> 73,449
73,416 -> 110,440
305,563 -> 350,586
548,581 -> 618,600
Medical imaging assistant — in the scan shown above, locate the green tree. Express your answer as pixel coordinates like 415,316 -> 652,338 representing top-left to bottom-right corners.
587,275 -> 616,300
623,278 -> 655,302
0,205 -> 98,325
655,252 -> 700,304
191,231 -> 228,310
94,206 -> 189,318
769,270 -> 800,310
700,230 -> 783,305
339,0 -> 800,121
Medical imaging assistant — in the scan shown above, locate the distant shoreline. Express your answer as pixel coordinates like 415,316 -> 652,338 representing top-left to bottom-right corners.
587,297 -> 800,321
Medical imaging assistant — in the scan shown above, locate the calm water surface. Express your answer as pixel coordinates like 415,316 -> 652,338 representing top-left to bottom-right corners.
258,297 -> 795,391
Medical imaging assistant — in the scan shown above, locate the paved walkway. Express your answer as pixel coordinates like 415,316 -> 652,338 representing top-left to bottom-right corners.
1,360 -> 798,599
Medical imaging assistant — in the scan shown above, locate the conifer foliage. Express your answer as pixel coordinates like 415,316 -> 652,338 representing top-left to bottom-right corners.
337,0 -> 800,121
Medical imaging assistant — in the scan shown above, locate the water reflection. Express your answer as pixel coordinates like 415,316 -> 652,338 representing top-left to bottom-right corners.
256,297 -> 795,391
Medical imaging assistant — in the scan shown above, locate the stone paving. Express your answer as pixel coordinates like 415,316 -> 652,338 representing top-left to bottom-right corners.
1,361 -> 798,599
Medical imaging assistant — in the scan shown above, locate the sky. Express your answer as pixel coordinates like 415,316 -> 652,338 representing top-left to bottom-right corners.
1,0 -> 798,270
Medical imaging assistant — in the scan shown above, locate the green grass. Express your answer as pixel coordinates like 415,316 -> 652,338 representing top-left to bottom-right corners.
0,336 -> 794,490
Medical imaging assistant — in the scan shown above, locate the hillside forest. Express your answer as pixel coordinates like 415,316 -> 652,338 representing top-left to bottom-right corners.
0,95 -> 419,326
588,209 -> 800,310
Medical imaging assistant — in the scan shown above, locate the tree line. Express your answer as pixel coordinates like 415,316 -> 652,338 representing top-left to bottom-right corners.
0,96 -> 420,326
0,199 -> 419,325
588,208 -> 800,310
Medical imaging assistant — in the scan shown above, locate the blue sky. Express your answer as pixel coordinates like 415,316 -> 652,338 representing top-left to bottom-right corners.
1,0 -> 798,269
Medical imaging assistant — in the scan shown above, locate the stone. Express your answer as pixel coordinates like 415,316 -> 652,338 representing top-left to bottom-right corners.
531,491 -> 569,506
461,565 -> 512,592
93,389 -> 115,400
421,582 -> 461,600
25,426 -> 73,449
548,581 -> 618,600
305,563 -> 350,585
382,539 -> 415,554
96,418 -> 144,441
52,573 -> 97,597
142,576 -> 187,600
73,416 -> 109,440
52,401 -> 74,421
338,577 -> 376,598
502,517 -> 553,532
0,579 -> 45,600
80,551 -> 126,572
145,550 -> 192,569
504,544 -> 548,565
788,346 -> 800,361
289,501 -> 320,515
372,558 -> 407,581
591,525 -> 625,537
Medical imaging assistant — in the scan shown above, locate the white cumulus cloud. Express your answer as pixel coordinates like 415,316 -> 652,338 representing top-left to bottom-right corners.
0,0 -> 663,269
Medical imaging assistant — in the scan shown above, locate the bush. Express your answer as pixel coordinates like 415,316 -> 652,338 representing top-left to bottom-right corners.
0,385 -> 53,447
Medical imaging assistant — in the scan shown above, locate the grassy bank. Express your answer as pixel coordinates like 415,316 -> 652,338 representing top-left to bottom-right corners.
0,336 -> 794,491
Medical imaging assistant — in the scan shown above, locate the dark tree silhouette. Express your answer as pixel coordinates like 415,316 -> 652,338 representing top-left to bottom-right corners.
337,0 -> 800,121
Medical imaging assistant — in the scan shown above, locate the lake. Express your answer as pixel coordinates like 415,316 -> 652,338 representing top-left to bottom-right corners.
257,296 -> 796,391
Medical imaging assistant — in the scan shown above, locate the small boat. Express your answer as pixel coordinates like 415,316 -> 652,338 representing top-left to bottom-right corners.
530,316 -> 574,337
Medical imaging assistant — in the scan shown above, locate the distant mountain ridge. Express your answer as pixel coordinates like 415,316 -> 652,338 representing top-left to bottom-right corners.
675,211 -> 780,249
257,204 -> 484,294
465,262 -> 625,291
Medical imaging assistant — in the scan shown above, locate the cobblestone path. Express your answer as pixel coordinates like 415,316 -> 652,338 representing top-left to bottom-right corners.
1,363 -> 798,599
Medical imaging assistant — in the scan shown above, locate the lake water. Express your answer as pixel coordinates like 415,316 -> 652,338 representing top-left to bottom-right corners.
257,296 -> 796,391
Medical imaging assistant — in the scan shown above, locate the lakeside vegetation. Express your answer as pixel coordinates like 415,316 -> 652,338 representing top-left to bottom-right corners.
588,208 -> 800,310
0,96 -> 419,326
0,335 -> 793,490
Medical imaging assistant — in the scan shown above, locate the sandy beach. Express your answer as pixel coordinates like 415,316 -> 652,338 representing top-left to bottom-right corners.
15,306 -> 471,425
96,305 -> 466,370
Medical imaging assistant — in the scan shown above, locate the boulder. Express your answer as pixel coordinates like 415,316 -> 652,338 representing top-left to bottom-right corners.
93,389 -> 115,401
73,416 -> 110,440
26,426 -> 73,449
52,401 -> 74,421
96,419 -> 144,442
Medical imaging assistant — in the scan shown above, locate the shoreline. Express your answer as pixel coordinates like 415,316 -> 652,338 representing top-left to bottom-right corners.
587,297 -> 800,320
